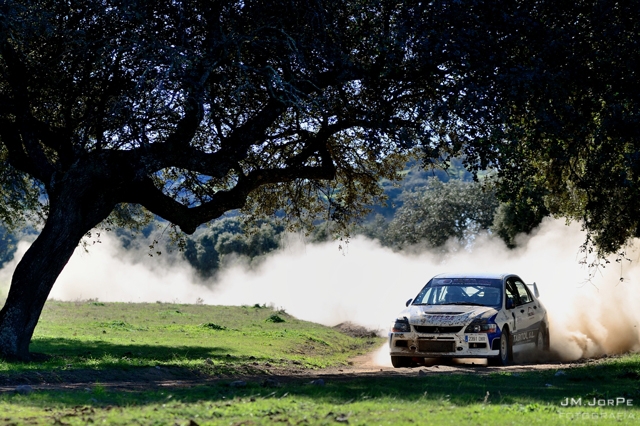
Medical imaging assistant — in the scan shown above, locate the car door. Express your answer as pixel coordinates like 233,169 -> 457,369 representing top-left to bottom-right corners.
504,279 -> 528,346
511,280 -> 539,344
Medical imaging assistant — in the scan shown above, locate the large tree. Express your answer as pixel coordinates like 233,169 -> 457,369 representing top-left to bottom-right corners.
0,0 -> 470,360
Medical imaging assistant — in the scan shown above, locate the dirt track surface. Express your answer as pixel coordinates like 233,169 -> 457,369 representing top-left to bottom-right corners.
0,349 -> 595,393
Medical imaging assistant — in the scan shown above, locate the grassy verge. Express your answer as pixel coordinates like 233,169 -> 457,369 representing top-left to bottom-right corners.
0,300 -> 379,377
0,301 -> 639,424
2,357 -> 640,425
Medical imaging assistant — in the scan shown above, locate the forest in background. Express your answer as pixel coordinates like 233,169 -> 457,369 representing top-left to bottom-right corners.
0,159 -> 548,277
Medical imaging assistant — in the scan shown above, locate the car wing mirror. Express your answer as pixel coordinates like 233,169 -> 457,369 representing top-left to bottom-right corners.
506,298 -> 515,309
405,298 -> 413,307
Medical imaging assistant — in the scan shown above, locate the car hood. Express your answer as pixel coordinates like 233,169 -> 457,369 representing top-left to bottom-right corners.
405,305 -> 498,326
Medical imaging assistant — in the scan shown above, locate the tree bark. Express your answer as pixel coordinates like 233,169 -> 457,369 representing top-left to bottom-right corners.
0,190 -> 113,361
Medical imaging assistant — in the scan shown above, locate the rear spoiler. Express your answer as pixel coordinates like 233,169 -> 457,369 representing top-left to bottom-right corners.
526,282 -> 540,298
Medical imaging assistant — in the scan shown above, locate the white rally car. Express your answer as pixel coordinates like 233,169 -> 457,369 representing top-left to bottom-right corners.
389,273 -> 549,367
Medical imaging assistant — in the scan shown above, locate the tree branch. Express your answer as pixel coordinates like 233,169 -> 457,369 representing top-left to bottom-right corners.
126,161 -> 335,234
128,97 -> 286,178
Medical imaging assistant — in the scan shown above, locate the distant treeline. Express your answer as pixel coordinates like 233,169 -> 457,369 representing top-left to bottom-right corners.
0,160 -> 547,276
174,160 -> 547,276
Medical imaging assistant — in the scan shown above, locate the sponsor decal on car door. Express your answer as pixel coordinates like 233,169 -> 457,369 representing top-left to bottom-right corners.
511,280 -> 540,344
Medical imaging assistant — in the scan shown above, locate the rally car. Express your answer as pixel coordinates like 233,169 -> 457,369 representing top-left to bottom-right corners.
389,273 -> 549,367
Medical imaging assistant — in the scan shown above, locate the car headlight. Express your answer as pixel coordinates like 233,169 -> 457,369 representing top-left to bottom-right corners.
392,317 -> 411,332
464,322 -> 497,333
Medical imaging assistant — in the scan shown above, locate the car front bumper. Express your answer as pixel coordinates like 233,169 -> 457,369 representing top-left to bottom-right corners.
388,330 -> 501,358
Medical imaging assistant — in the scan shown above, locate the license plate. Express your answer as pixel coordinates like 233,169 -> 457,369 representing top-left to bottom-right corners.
465,334 -> 487,343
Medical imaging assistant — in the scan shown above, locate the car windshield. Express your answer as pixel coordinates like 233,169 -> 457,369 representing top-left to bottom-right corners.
412,278 -> 503,307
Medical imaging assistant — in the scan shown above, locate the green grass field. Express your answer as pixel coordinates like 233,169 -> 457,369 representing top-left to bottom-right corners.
1,300 -> 639,425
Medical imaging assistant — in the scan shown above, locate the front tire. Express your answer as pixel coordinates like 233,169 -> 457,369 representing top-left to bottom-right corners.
543,326 -> 550,351
536,324 -> 550,357
391,356 -> 412,368
488,328 -> 511,366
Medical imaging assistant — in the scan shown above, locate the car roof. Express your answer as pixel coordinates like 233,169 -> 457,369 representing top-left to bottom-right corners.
432,272 -> 518,280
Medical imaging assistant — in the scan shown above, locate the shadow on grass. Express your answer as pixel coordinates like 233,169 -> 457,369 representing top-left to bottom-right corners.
3,351 -> 640,411
28,337 -> 239,363
1,337 -> 281,384
0,336 -> 294,391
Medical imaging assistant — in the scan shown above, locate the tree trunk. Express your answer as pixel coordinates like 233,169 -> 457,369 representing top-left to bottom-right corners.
0,191 -> 113,361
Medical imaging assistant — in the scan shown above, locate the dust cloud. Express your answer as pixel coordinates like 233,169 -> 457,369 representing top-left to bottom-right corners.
1,218 -> 640,361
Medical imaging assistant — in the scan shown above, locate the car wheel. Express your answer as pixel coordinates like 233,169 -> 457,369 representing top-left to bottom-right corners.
391,356 -> 412,368
536,324 -> 550,352
536,329 -> 544,348
489,328 -> 511,366
544,326 -> 550,351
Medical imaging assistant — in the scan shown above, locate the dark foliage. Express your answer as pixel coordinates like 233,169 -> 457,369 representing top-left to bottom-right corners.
435,0 -> 640,257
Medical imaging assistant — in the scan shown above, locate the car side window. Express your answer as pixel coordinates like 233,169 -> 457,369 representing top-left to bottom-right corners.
515,281 -> 532,305
505,280 -> 519,308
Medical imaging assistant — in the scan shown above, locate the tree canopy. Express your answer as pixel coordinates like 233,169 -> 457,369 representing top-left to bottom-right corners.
437,0 -> 640,257
0,0 -> 429,233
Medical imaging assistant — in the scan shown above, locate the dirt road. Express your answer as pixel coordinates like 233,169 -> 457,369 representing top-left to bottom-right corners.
0,345 -> 596,393
312,344 -> 593,377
